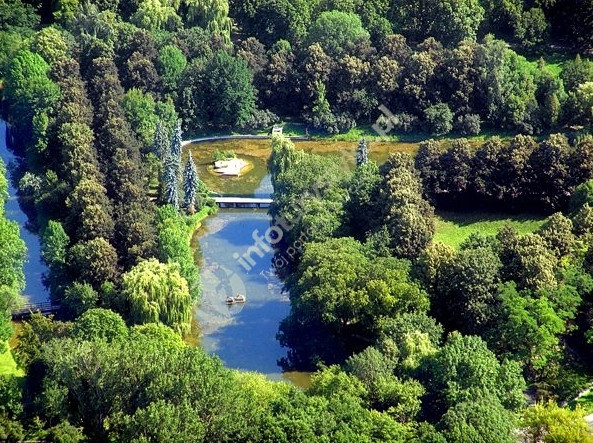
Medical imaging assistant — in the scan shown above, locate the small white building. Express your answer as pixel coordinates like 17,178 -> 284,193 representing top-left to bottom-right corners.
272,125 -> 283,135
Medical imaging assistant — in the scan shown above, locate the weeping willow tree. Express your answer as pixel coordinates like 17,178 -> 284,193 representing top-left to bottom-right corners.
181,0 -> 232,43
121,258 -> 192,334
267,135 -> 305,187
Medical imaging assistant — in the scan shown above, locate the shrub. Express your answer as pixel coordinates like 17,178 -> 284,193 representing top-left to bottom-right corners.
455,114 -> 481,135
212,149 -> 236,162
424,103 -> 453,136
394,112 -> 420,133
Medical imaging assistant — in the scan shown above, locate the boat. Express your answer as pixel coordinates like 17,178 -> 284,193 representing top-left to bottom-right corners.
225,294 -> 247,305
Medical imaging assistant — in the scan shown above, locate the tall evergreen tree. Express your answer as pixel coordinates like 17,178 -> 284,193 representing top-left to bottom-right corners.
183,154 -> 199,213
162,121 -> 183,210
163,156 -> 179,210
170,120 -> 183,165
152,120 -> 169,161
356,138 -> 369,167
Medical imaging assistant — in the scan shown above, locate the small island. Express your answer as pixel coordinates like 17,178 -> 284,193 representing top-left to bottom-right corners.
213,158 -> 250,176
211,149 -> 252,176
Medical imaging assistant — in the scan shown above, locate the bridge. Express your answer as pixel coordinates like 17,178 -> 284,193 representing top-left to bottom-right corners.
12,302 -> 60,320
214,196 -> 273,209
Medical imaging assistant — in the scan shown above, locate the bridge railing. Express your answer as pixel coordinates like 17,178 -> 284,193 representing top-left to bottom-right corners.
11,302 -> 60,318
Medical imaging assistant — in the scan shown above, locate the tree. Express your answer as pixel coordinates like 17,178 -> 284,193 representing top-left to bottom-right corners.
379,154 -> 435,259
536,213 -> 574,257
345,160 -> 382,238
63,282 -> 99,318
0,190 -> 26,350
3,49 -> 59,145
71,308 -> 128,342
561,55 -> 593,91
267,135 -> 305,187
162,121 -> 182,209
152,120 -> 169,161
422,332 -> 526,417
41,220 -> 70,298
287,237 -> 428,341
181,51 -> 256,129
181,0 -> 232,41
131,0 -> 181,31
183,154 -> 199,213
529,134 -> 572,211
157,44 -> 187,94
306,10 -> 370,58
521,401 -> 593,443
423,103 -> 453,136
65,178 -> 115,241
476,37 -> 538,131
163,156 -> 179,210
230,0 -> 312,47
490,283 -> 565,374
433,244 -> 501,334
389,0 -> 484,46
497,232 -> 558,291
68,238 -> 119,290
356,138 -> 369,167
121,88 -> 159,147
37,334 -> 255,441
121,258 -> 192,333
438,396 -> 516,443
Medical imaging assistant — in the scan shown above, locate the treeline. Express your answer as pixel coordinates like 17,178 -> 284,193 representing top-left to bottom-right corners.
1,2 -> 214,331
5,0 -> 593,139
416,134 -> 593,212
0,156 -> 26,354
269,135 -> 593,440
2,310 -> 590,442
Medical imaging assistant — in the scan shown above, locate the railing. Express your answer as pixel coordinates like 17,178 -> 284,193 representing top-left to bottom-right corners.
11,302 -> 60,319
214,197 -> 273,208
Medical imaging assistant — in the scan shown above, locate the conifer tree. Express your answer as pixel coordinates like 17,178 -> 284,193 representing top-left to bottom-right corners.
356,138 -> 369,167
183,154 -> 199,213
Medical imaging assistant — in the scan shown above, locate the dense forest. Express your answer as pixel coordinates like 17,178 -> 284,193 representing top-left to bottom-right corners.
3,0 -> 593,441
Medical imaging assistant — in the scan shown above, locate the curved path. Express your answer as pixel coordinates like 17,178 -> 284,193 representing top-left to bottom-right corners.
182,134 -> 309,146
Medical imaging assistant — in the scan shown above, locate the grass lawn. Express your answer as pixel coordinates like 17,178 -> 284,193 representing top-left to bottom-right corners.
433,210 -> 547,249
0,341 -> 23,377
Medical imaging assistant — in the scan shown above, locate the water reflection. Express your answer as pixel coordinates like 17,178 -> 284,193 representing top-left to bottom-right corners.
195,210 -> 291,379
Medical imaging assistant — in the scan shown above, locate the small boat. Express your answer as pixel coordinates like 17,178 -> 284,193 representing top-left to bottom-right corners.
226,294 -> 247,305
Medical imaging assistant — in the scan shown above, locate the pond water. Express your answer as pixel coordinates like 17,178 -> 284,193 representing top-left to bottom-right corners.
0,120 -> 48,304
188,137 -> 430,385
193,209 -> 305,384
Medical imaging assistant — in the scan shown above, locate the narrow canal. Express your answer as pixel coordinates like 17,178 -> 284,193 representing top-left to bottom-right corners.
0,120 -> 49,304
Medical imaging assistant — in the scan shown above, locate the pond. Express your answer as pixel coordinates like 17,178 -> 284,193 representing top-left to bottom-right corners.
186,138 -> 421,196
0,120 -> 48,304
188,137 -> 429,386
193,209 -> 310,385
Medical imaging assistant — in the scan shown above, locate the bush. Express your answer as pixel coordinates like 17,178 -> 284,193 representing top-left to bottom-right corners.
392,112 -> 419,133
212,149 -> 236,162
455,114 -> 481,135
240,109 -> 279,130
424,103 -> 453,136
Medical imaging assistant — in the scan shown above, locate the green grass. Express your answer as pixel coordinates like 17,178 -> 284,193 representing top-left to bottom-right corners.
0,342 -> 23,377
433,210 -> 547,249
568,390 -> 593,414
